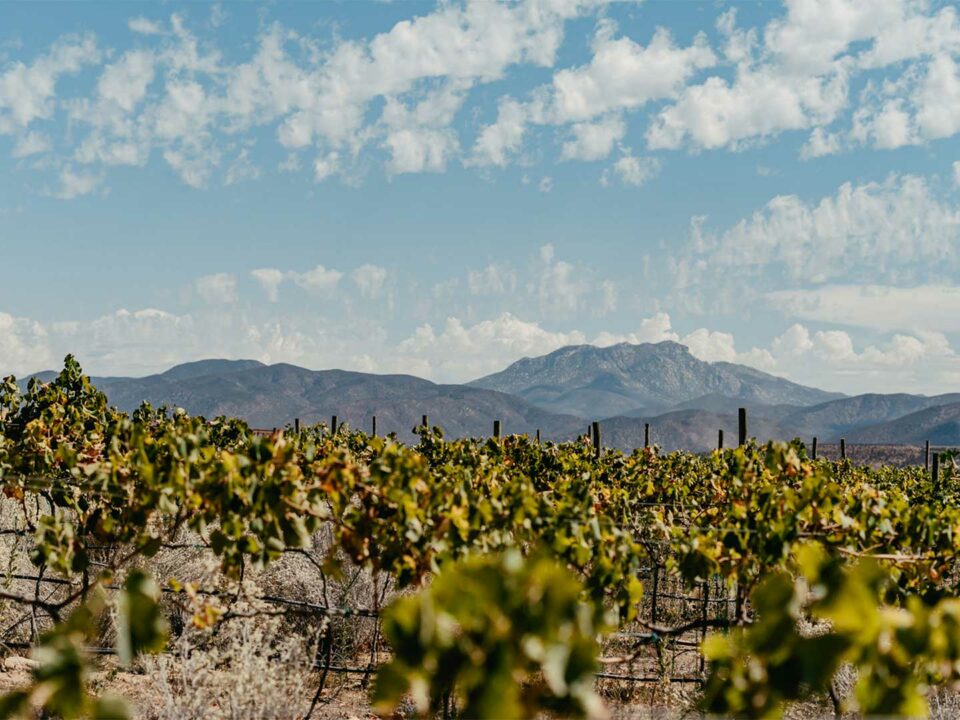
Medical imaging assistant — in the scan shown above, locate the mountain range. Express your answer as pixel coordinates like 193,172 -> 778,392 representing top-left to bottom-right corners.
19,341 -> 960,450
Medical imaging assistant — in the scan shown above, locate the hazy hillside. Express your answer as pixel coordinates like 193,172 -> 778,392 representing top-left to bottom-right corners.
18,349 -> 960,449
846,402 -> 960,445
597,409 -> 803,453
469,342 -> 843,418
53,360 -> 583,443
780,393 -> 960,440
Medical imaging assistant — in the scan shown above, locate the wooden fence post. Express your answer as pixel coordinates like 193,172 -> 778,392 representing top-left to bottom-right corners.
699,581 -> 709,674
331,415 -> 337,435
372,415 -> 377,437
840,438 -> 846,460
644,423 -> 650,449
493,420 -> 501,439
294,417 -> 300,434
738,408 -> 747,446
592,421 -> 601,458
812,437 -> 818,460
925,440 -> 931,472
535,428 -> 540,443
718,429 -> 724,450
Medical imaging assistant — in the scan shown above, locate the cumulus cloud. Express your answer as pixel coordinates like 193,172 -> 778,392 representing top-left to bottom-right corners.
129,17 -> 164,36
194,273 -> 238,304
97,50 -> 155,112
471,22 -> 715,166
53,165 -> 102,199
0,34 -> 99,134
768,284 -> 960,333
648,0 -> 960,154
12,131 -> 52,158
561,114 -> 625,161
672,174 -> 960,305
225,148 -> 260,185
468,264 -> 516,296
351,264 -> 388,299
592,312 -> 742,364
766,322 -> 959,392
7,0 -> 960,193
592,312 -> 679,347
394,313 -> 586,381
0,312 -> 54,375
250,268 -> 285,302
291,264 -> 343,295
551,25 -> 716,124
601,152 -> 660,187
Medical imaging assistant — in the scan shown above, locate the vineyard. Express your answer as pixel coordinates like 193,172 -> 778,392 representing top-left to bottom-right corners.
3,356 -> 960,718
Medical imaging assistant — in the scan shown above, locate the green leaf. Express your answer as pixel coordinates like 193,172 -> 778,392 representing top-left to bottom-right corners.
116,570 -> 167,665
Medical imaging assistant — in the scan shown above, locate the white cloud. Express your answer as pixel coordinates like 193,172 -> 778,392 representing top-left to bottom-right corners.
313,152 -> 339,182
469,97 -> 528,167
682,328 -> 737,363
0,34 -> 99,134
471,23 -> 715,166
771,323 -> 813,356
291,264 -> 343,295
6,0 -> 960,193
250,268 -> 285,302
163,146 -> 219,189
129,17 -> 164,35
394,313 -> 586,381
54,165 -> 102,199
195,273 -> 238,304
225,148 -> 260,185
531,246 -> 590,315
352,264 -> 388,299
561,114 -> 625,161
12,130 -> 52,158
800,127 -> 842,158
551,26 -> 716,124
916,53 -> 960,141
0,312 -> 54,375
763,322 -> 959,392
647,0 -> 960,154
468,264 -> 516,296
592,312 -> 680,347
768,284 -> 960,333
647,66 -> 847,151
384,127 -> 458,175
97,50 -> 154,112
674,174 -> 960,297
381,82 -> 465,175
601,152 -> 660,187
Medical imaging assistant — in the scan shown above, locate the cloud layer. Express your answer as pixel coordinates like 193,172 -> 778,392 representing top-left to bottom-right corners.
3,0 -> 960,193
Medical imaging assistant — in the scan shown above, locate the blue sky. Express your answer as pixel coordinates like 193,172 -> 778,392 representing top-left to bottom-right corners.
1,0 -> 959,394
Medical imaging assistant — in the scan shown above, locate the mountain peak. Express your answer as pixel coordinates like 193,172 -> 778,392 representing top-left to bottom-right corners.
469,342 -> 841,418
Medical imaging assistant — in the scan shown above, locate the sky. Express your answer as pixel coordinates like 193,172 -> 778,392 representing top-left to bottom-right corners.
1,0 -> 959,394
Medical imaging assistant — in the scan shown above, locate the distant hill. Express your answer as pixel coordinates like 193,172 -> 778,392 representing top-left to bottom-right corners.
32,360 -> 583,443
627,393 -> 803,422
17,349 -> 960,450
597,409 -> 802,453
846,402 -> 960,445
469,342 -> 843,418
780,393 -> 960,440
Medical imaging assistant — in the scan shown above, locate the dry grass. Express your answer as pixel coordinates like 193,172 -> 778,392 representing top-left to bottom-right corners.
7,493 -> 960,719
